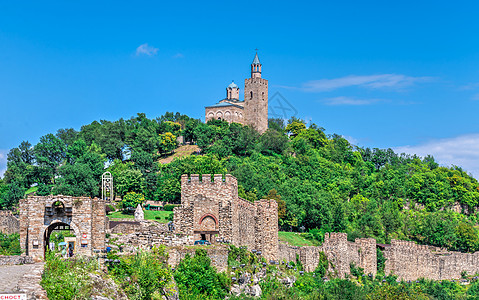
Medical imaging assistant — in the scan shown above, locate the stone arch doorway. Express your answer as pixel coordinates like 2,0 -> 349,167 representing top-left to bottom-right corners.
44,221 -> 76,258
195,214 -> 219,243
19,195 -> 106,262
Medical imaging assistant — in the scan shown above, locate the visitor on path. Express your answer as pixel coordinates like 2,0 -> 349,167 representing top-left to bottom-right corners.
68,245 -> 74,257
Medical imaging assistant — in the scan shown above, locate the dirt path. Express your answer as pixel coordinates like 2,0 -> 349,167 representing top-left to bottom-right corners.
159,144 -> 200,164
0,264 -> 36,293
0,263 -> 47,299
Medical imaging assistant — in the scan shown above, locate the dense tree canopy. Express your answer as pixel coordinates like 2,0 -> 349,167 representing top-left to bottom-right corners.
2,112 -> 479,252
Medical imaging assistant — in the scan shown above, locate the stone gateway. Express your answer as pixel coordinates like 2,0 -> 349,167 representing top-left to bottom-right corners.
173,174 -> 279,261
19,195 -> 106,262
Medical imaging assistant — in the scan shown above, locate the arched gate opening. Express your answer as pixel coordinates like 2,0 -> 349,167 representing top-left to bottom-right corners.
44,222 -> 76,258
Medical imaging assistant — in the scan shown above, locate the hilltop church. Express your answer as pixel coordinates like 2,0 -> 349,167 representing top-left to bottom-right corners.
205,53 -> 268,133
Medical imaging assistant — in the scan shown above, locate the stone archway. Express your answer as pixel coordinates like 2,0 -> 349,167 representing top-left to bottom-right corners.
43,221 -> 77,258
195,214 -> 219,243
19,195 -> 106,262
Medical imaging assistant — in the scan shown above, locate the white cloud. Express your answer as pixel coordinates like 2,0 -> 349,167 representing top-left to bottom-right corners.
322,96 -> 382,106
173,53 -> 184,59
460,82 -> 479,91
343,135 -> 358,145
394,134 -> 479,179
0,149 -> 7,178
302,74 -> 431,92
135,43 -> 159,56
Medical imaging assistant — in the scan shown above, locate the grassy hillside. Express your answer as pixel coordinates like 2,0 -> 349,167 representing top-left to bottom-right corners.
2,112 -> 479,252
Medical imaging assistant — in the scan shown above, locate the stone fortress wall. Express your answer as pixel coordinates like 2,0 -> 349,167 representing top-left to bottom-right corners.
0,210 -> 20,234
19,195 -> 106,262
174,174 -> 278,261
168,246 -> 229,272
16,177 -> 479,281
384,239 -> 479,280
278,232 -> 479,280
278,233 -> 376,276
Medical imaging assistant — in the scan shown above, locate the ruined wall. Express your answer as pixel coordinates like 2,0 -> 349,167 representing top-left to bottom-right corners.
19,195 -> 106,261
278,233 -> 376,277
0,255 -> 33,265
278,243 -> 319,272
384,239 -> 479,280
0,210 -> 19,234
107,220 -> 193,251
168,246 -> 229,272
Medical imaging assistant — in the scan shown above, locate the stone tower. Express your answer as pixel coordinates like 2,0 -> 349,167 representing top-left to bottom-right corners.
226,81 -> 240,100
244,53 -> 268,133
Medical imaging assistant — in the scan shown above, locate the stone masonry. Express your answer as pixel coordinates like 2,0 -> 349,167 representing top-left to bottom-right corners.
19,195 -> 106,262
0,210 -> 20,234
168,246 -> 229,272
279,232 -> 479,281
174,174 -> 278,261
205,53 -> 268,134
278,233 -> 376,276
383,239 -> 479,280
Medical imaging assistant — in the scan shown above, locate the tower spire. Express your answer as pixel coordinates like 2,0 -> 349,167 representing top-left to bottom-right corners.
251,51 -> 262,78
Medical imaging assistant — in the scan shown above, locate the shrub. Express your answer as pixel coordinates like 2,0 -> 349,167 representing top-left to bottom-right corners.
41,251 -> 96,300
106,204 -> 115,214
108,247 -> 171,300
0,232 -> 21,255
163,204 -> 177,211
122,192 -> 145,209
174,249 -> 229,299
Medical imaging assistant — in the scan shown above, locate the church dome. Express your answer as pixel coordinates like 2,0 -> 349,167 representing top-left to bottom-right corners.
227,81 -> 239,89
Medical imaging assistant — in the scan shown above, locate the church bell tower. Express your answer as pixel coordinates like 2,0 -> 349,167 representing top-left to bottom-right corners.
244,52 -> 268,133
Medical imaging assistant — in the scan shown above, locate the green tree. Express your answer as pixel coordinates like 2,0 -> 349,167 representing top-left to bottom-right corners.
265,189 -> 286,221
56,128 -> 78,146
0,182 -> 26,209
115,168 -> 145,197
174,249 -> 229,299
34,133 -> 66,182
455,221 -> 479,252
159,132 -> 178,154
122,191 -> 145,209
285,120 -> 306,137
258,129 -> 289,155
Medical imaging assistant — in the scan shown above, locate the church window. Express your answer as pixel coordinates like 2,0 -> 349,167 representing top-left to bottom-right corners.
250,91 -> 253,99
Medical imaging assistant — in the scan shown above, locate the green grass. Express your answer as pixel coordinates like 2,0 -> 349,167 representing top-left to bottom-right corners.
278,231 -> 317,246
25,186 -> 38,195
108,210 -> 173,223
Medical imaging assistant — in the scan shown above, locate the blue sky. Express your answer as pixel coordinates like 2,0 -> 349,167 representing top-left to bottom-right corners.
1,1 -> 479,177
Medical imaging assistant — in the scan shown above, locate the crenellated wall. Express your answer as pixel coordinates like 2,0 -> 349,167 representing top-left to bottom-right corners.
279,232 -> 479,280
174,174 -> 278,261
384,239 -> 479,280
278,233 -> 376,276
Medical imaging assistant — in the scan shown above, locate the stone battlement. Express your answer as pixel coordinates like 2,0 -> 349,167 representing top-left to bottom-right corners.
244,77 -> 268,85
175,174 -> 278,261
181,174 -> 236,184
0,210 -> 14,216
